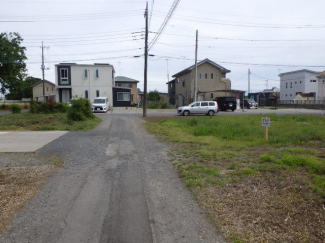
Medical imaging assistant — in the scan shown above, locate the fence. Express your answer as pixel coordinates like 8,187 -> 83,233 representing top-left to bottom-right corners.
279,100 -> 325,109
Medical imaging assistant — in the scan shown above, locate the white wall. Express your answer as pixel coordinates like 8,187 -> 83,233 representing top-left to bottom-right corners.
55,64 -> 114,106
280,71 -> 318,101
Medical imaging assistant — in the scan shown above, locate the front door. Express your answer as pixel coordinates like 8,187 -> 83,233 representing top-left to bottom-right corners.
62,90 -> 70,103
190,102 -> 201,114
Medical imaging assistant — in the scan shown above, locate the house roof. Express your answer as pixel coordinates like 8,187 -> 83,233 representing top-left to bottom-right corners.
316,71 -> 325,78
115,76 -> 140,83
296,93 -> 315,98
279,69 -> 319,77
31,80 -> 55,88
55,63 -> 115,72
172,58 -> 231,78
166,79 -> 176,84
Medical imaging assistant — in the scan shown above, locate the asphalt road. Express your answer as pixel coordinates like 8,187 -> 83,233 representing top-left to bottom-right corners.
0,113 -> 225,243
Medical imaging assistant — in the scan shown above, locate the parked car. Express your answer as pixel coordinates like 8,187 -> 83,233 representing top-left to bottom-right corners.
178,101 -> 219,116
215,97 -> 237,111
240,99 -> 258,109
92,97 -> 109,112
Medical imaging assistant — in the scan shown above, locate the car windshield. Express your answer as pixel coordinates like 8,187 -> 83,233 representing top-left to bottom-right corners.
93,99 -> 105,104
247,99 -> 255,103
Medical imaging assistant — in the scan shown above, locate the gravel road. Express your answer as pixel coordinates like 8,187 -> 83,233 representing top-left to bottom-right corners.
0,113 -> 225,243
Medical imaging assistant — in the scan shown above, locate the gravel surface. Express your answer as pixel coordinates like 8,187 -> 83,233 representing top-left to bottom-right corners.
0,113 -> 225,243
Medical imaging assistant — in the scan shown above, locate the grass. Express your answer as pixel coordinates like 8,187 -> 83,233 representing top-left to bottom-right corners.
0,113 -> 101,131
146,114 -> 325,243
0,103 -> 29,111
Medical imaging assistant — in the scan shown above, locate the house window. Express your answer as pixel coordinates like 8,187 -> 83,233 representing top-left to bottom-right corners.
199,73 -> 202,79
210,93 -> 213,98
52,87 -> 54,91
211,73 -> 214,79
286,94 -> 287,97
182,81 -> 185,87
47,87 -> 49,91
60,68 -> 68,84
205,73 -> 208,79
310,80 -> 316,82
84,69 -> 88,78
295,81 -> 297,84
96,90 -> 99,97
290,94 -> 292,96
96,69 -> 99,78
300,81 -> 302,83
85,90 -> 88,99
117,92 -> 130,101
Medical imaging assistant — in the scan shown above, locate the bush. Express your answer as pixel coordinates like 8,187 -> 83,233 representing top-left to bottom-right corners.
147,101 -> 170,109
67,98 -> 94,121
53,102 -> 69,113
11,104 -> 22,114
260,154 -> 276,163
29,99 -> 69,114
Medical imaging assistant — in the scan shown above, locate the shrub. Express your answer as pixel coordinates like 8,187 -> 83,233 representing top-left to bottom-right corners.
11,104 -> 22,114
53,102 -> 69,113
67,98 -> 94,121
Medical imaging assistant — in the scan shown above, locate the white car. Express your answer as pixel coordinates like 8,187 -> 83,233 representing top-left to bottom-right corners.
178,101 -> 219,116
92,97 -> 109,113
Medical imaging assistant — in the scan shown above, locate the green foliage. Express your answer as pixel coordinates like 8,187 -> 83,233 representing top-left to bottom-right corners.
11,104 -> 21,113
147,101 -> 170,109
0,32 -> 27,99
280,155 -> 325,174
29,99 -> 69,114
147,90 -> 160,102
67,98 -> 94,121
260,154 -> 276,163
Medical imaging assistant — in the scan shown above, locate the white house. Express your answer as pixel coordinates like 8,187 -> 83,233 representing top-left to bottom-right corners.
55,63 -> 115,106
279,69 -> 319,101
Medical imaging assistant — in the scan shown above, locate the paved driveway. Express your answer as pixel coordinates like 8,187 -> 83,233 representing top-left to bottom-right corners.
0,114 -> 225,243
0,131 -> 68,152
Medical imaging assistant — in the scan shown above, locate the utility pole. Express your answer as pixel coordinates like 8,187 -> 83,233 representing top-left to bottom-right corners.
248,68 -> 251,96
194,30 -> 198,102
166,59 -> 169,82
41,41 -> 45,97
266,79 -> 268,90
143,2 -> 149,117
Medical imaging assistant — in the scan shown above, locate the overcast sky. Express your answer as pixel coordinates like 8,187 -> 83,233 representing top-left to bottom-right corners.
1,0 -> 325,93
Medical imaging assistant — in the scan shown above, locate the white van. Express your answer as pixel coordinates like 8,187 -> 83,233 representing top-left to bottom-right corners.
92,97 -> 109,113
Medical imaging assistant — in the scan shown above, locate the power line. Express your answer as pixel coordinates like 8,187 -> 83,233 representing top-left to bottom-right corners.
0,0 -> 145,4
148,0 -> 181,51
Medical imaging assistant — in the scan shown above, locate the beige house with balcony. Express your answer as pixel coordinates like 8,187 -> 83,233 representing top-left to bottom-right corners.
172,59 -> 231,106
115,76 -> 139,106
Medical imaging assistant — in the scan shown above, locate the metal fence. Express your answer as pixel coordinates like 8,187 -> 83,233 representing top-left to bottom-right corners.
279,100 -> 325,109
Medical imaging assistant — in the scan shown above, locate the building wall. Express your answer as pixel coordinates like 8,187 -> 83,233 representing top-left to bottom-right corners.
55,64 -> 114,106
115,82 -> 138,105
174,62 -> 229,106
32,82 -> 56,100
280,71 -> 318,101
295,94 -> 315,101
317,76 -> 325,100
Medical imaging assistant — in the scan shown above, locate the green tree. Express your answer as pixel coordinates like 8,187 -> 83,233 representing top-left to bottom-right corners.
147,90 -> 161,102
0,32 -> 27,99
22,76 -> 41,98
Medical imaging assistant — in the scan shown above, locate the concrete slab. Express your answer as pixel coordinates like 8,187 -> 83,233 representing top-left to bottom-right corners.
0,131 -> 68,152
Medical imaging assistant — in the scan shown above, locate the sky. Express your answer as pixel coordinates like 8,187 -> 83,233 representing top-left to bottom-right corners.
1,0 -> 325,93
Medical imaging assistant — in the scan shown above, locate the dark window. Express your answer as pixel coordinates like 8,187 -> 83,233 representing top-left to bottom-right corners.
96,69 -> 99,78
47,87 -> 49,91
52,87 -> 54,91
209,102 -> 215,106
205,73 -> 208,79
210,93 -> 213,98
201,102 -> 209,106
182,81 -> 185,87
85,90 -> 88,99
300,81 -> 302,83
131,94 -> 134,102
117,92 -> 130,101
211,73 -> 214,79
286,94 -> 287,97
96,90 -> 99,97
295,81 -> 297,84
199,73 -> 201,79
193,102 -> 200,107
84,69 -> 88,78
60,68 -> 68,84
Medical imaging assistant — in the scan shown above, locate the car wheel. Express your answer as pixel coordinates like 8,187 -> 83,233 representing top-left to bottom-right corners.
208,110 -> 214,116
232,109 -> 235,112
183,110 -> 190,116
